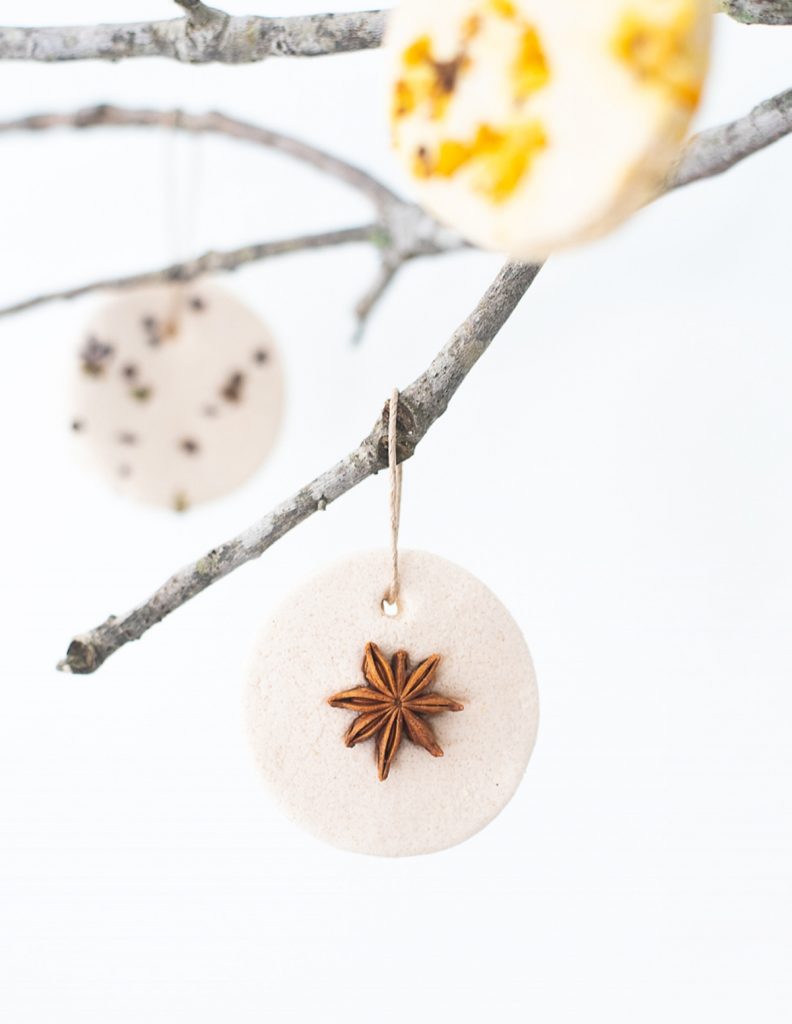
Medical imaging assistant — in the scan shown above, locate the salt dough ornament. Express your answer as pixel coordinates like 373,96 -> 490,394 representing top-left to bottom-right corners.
246,391 -> 538,856
387,0 -> 712,259
70,283 -> 284,510
246,549 -> 539,856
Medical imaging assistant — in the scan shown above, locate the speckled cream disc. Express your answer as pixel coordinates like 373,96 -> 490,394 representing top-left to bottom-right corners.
246,550 -> 539,856
70,283 -> 284,510
387,0 -> 712,258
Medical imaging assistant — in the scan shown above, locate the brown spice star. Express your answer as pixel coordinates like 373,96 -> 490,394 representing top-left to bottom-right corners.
328,641 -> 463,781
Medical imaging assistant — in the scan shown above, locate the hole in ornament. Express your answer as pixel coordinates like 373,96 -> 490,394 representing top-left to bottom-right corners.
381,597 -> 400,618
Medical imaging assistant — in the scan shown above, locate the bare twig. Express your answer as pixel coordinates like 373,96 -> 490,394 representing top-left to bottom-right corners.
4,84 -> 790,324
56,84 -> 792,673
718,0 -> 792,24
0,105 -> 466,324
352,258 -> 402,344
342,84 -> 792,324
0,3 -> 789,67
59,260 -> 541,674
668,87 -> 792,188
0,105 -> 399,208
0,227 -> 380,319
0,9 -> 386,64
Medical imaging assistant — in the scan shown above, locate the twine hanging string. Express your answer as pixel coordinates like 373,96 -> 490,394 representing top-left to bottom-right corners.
386,388 -> 402,611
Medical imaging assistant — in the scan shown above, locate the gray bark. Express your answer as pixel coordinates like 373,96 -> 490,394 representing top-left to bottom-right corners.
719,1 -> 792,25
59,261 -> 542,674
0,106 -> 466,325
0,9 -> 386,64
54,83 -> 792,673
1,4 -> 790,67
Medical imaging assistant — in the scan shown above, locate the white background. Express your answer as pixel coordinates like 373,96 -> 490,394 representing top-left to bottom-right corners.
1,3 -> 791,1021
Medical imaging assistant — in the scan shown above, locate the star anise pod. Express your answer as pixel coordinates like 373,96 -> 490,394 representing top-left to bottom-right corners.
328,642 -> 464,781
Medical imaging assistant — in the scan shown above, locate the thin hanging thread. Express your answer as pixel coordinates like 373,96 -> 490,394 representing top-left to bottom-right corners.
387,388 -> 402,608
163,111 -> 185,334
163,110 -> 204,335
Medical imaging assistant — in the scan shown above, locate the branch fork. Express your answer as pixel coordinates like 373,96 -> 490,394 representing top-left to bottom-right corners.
172,0 -> 230,61
0,105 -> 466,333
0,3 -> 790,672
47,84 -> 792,673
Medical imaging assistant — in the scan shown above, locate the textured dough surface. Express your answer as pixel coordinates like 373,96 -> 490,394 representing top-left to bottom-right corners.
246,550 -> 539,856
70,283 -> 284,510
387,0 -> 712,258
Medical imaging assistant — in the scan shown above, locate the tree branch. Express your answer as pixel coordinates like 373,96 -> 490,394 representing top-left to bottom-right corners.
718,0 -> 792,24
0,8 -> 386,64
56,84 -> 792,673
0,105 -> 399,208
59,259 -> 542,674
352,258 -> 402,344
668,87 -> 792,188
0,226 -> 380,319
0,3 -> 788,67
0,105 -> 466,325
3,84 -> 790,324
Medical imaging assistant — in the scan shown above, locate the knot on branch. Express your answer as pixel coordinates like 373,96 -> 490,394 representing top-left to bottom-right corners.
173,0 -> 231,63
174,0 -> 221,26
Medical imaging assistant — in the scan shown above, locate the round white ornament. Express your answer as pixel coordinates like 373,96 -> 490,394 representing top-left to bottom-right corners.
70,283 -> 284,510
387,0 -> 712,259
246,549 -> 539,856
